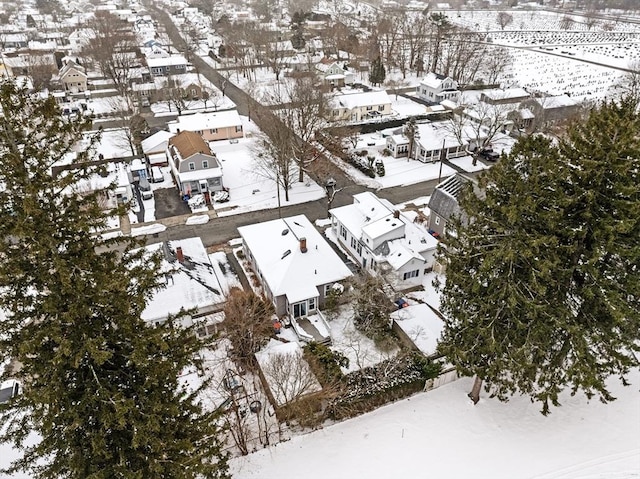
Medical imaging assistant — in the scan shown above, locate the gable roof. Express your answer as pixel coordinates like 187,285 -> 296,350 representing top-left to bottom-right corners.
238,214 -> 352,303
330,90 -> 392,110
330,192 -> 438,265
168,131 -> 213,159
168,110 -> 243,133
428,173 -> 473,221
419,72 -> 453,89
141,238 -> 225,323
141,130 -> 174,154
146,55 -> 188,68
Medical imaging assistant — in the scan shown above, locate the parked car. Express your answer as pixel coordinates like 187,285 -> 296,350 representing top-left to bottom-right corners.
477,148 -> 500,162
0,380 -> 20,404
150,166 -> 164,183
213,190 -> 230,203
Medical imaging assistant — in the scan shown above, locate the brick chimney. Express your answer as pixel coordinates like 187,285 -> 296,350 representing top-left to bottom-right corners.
176,246 -> 184,263
299,237 -> 307,253
393,210 -> 400,219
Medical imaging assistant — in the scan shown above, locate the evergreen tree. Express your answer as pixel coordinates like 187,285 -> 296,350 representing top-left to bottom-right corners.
368,56 -> 386,86
0,81 -> 229,478
436,100 -> 640,414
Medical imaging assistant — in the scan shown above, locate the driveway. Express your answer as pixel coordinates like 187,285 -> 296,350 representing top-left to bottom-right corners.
154,188 -> 190,219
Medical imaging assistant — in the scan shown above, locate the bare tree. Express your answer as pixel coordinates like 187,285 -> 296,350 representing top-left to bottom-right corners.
613,59 -> 640,103
271,76 -> 329,182
221,288 -> 275,370
252,128 -> 297,203
25,54 -> 56,91
82,11 -> 140,106
446,100 -> 512,164
402,11 -> 430,72
496,12 -> 513,30
481,46 -> 511,86
376,12 -> 403,68
260,350 -> 321,407
440,31 -> 486,85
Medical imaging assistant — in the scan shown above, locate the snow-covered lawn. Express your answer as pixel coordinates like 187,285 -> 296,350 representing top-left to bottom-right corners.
208,118 -> 326,217
229,367 -> 640,479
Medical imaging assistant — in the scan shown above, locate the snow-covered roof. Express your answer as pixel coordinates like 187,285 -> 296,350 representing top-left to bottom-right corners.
537,94 -> 578,109
238,215 -> 352,302
141,238 -> 225,323
330,192 -> 438,267
419,72 -> 453,89
331,90 -> 392,110
168,110 -> 242,134
146,55 -> 188,67
391,304 -> 444,357
415,122 -> 479,151
481,87 -> 530,102
141,130 -> 174,154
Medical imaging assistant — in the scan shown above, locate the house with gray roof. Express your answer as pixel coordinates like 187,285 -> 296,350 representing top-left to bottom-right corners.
427,173 -> 478,237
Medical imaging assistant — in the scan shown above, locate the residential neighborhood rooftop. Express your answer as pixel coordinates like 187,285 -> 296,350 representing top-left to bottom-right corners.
238,214 -> 352,303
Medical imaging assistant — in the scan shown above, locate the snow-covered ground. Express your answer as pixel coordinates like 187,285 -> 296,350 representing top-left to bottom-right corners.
230,367 -> 640,479
208,117 -> 326,217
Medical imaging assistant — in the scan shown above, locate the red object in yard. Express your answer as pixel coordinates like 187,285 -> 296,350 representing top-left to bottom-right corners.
273,321 -> 282,334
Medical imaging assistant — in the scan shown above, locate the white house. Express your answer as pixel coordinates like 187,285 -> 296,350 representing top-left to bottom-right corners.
315,58 -> 354,87
141,238 -> 225,330
386,121 -> 482,162
328,90 -> 392,122
416,73 -> 460,103
59,60 -> 88,93
329,192 -> 439,289
238,214 -> 352,344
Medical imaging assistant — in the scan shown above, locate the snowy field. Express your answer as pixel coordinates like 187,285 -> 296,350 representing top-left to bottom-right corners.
230,368 -> 640,479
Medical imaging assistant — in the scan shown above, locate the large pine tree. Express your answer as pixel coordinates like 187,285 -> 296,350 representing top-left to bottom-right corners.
0,81 -> 229,477
437,99 -> 640,414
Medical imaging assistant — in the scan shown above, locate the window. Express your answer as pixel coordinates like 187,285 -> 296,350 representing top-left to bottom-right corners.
339,225 -> 347,240
308,297 -> 316,311
165,66 -> 170,72
188,162 -> 196,171
209,128 -> 218,134
356,242 -> 362,256
235,125 -> 242,132
403,270 -> 419,280
324,284 -> 332,296
435,216 -> 440,225
191,88 -> 197,96
196,130 -> 203,135
366,105 -> 373,111
202,160 -> 209,168
350,237 -> 357,249
378,105 -> 384,111
292,301 -> 307,318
